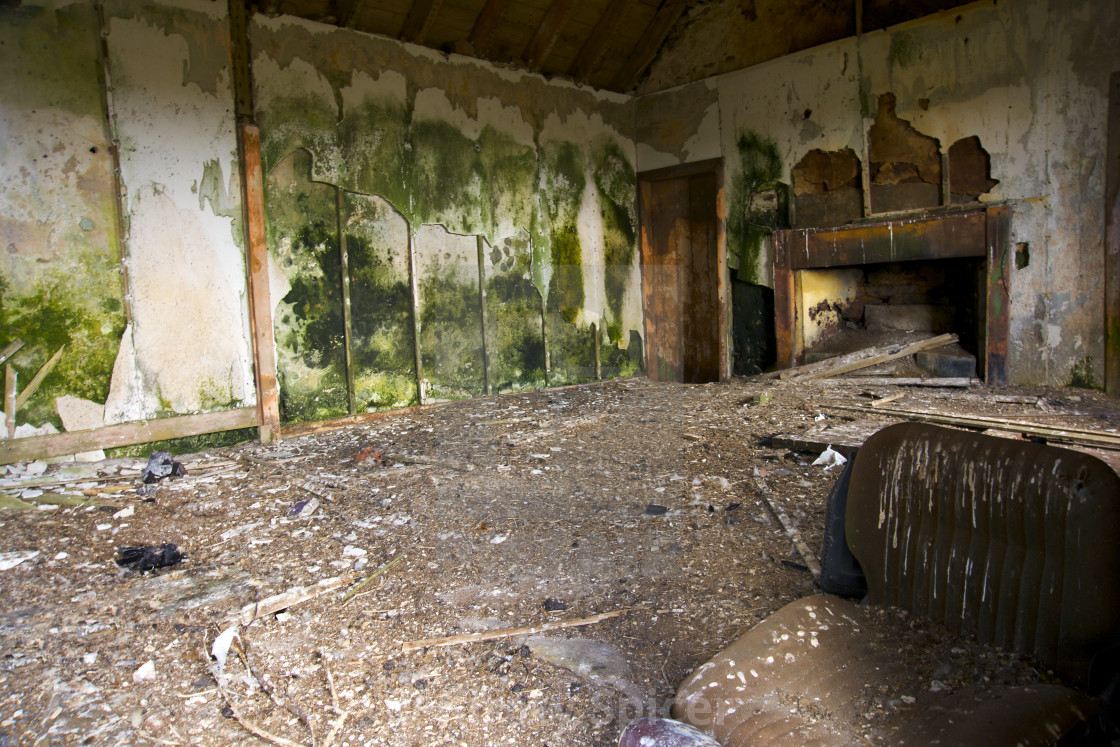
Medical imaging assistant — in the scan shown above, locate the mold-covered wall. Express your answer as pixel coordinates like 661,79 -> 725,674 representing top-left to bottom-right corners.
639,0 -> 1120,386
0,2 -> 126,434
252,16 -> 643,422
0,0 -> 256,444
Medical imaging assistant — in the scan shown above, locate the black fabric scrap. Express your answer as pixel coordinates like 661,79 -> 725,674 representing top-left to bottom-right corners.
116,543 -> 184,572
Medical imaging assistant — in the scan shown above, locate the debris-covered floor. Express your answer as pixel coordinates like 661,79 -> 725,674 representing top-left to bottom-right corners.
0,376 -> 1117,746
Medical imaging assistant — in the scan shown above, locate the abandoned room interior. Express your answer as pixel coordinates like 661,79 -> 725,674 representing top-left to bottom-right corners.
1,0 -> 1119,744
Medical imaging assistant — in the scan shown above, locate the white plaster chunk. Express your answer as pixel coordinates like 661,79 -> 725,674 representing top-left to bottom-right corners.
55,395 -> 104,432
104,324 -> 159,424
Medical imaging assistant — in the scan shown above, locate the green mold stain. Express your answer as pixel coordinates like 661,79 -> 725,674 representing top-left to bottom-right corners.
265,149 -> 349,423
344,202 -> 418,409
407,119 -> 486,234
888,32 -> 917,69
106,427 -> 257,459
727,131 -> 786,285
475,127 -> 537,239
418,271 -> 485,400
541,142 -> 587,324
591,138 -> 637,331
600,329 -> 643,379
1069,356 -> 1100,390
197,377 -> 235,411
336,98 -> 412,211
0,4 -> 106,116
0,275 -> 125,429
259,94 -> 351,177
277,220 -> 349,421
546,310 -> 596,385
485,233 -> 545,392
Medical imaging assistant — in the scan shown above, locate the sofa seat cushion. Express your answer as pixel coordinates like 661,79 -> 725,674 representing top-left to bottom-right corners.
674,596 -> 1095,746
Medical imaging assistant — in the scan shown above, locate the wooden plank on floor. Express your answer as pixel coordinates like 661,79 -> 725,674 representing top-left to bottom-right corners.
771,421 -> 883,457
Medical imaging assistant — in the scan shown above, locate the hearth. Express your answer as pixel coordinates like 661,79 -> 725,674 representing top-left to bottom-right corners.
773,206 -> 1010,384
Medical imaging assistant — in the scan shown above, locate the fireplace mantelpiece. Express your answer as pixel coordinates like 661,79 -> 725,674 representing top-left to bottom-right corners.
772,206 -> 1011,385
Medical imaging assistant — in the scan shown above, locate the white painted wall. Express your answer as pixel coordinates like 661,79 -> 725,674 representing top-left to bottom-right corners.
104,0 -> 255,420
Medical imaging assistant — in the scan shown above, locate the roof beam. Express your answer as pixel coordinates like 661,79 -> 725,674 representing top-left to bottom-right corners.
523,0 -> 577,70
568,0 -> 634,82
335,0 -> 366,28
609,0 -> 686,92
468,0 -> 510,56
400,0 -> 444,44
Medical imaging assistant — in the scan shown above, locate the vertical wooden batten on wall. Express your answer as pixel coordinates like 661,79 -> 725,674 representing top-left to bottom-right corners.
230,0 -> 280,441
1106,71 -> 1120,396
408,230 -> 425,404
984,205 -> 1011,387
476,235 -> 493,395
772,231 -> 797,368
238,124 -> 281,441
714,163 -> 730,381
95,0 -> 133,326
337,188 -> 357,415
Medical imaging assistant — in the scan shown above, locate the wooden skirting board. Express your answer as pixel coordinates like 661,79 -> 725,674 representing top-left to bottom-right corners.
0,407 -> 258,465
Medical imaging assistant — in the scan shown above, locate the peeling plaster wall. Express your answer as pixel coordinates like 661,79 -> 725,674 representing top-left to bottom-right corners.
634,81 -> 722,172
639,0 -> 1119,386
0,2 -> 127,433
104,0 -> 254,421
252,15 -> 642,420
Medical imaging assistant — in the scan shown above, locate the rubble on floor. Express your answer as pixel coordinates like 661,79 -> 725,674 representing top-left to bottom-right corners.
0,377 -> 1115,745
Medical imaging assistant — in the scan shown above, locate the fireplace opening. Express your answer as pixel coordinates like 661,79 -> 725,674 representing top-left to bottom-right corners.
800,256 -> 986,378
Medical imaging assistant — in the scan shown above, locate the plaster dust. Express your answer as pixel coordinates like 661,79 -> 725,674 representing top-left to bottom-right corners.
0,377 -> 1109,745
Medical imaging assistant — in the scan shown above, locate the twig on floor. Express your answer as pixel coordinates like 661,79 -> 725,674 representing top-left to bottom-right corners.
320,655 -> 349,747
340,554 -> 404,606
227,575 -> 354,625
757,480 -> 821,580
135,729 -> 182,746
203,636 -> 309,747
236,633 -> 316,745
402,608 -> 633,652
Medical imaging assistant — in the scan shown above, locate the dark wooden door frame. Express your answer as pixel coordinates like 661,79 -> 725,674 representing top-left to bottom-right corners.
1106,71 -> 1120,396
637,158 -> 729,382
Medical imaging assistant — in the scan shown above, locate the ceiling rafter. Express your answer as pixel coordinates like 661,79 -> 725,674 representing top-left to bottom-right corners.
468,0 -> 510,57
568,0 -> 635,82
334,0 -> 365,29
400,0 -> 445,45
523,0 -> 578,70
609,0 -> 687,92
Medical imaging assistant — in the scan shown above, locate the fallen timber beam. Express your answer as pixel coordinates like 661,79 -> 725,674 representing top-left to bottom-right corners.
822,403 -> 1120,450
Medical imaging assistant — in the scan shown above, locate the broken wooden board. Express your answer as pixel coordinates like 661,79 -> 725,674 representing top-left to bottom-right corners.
771,421 -> 884,457
825,403 -> 1120,450
821,377 -> 978,387
781,334 -> 958,381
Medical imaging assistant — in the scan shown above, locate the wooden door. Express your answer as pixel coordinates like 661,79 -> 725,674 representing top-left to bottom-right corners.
639,161 -> 723,383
